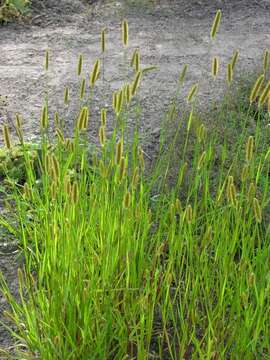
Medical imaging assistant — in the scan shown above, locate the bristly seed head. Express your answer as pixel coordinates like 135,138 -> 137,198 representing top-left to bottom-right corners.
211,57 -> 219,78
263,49 -> 269,74
3,125 -> 11,149
245,136 -> 254,163
258,80 -> 270,108
115,138 -> 124,165
249,74 -> 264,104
210,10 -> 222,40
90,59 -> 101,88
77,54 -> 83,76
253,197 -> 262,223
123,191 -> 131,208
122,20 -> 129,47
44,49 -> 49,71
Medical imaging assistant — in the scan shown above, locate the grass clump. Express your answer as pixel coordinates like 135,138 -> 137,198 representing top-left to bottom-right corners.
0,11 -> 270,360
0,0 -> 30,23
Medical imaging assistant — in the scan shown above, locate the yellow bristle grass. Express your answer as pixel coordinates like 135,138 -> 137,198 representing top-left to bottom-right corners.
116,89 -> 123,115
258,80 -> 270,108
241,164 -> 249,182
55,128 -> 65,143
99,125 -> 106,147
44,49 -> 49,71
131,71 -> 142,96
77,107 -> 88,131
248,182 -> 256,203
122,20 -> 129,47
83,107 -> 89,129
71,181 -> 79,204
80,78 -> 86,101
51,154 -> 60,182
179,64 -> 188,84
134,50 -> 140,72
2,125 -> 11,149
54,112 -> 59,127
40,104 -> 48,130
118,156 -> 126,182
131,167 -> 139,188
245,136 -> 254,163
226,176 -> 234,202
115,138 -> 123,165
185,204 -> 193,224
101,109 -> 107,126
44,153 -> 51,174
15,125 -> 24,145
15,113 -> 22,129
197,151 -> 206,170
125,83 -> 131,104
231,50 -> 239,70
64,86 -> 69,105
210,9 -> 222,40
131,49 -> 138,67
263,49 -> 269,74
101,28 -> 106,53
211,56 -> 219,78
227,63 -> 233,85
77,54 -> 83,76
90,59 -> 101,88
229,183 -> 237,206
123,191 -> 131,208
253,198 -> 262,223
187,83 -> 198,103
249,74 -> 264,103
113,91 -> 118,112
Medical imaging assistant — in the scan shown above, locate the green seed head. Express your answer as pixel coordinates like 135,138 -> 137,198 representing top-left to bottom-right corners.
210,10 -> 222,40
253,197 -> 262,223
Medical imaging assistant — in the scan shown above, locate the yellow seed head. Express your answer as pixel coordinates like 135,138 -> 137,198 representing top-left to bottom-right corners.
241,164 -> 249,182
44,49 -> 49,71
125,83 -> 131,104
248,182 -> 256,203
226,176 -> 234,202
118,157 -> 126,182
51,154 -> 60,181
210,10 -> 222,40
83,107 -> 89,129
123,191 -> 131,208
231,50 -> 239,70
248,272 -> 256,287
64,86 -> 69,105
179,64 -> 188,84
15,125 -> 24,144
80,78 -> 86,100
229,183 -> 237,206
50,181 -> 57,200
258,80 -> 270,108
131,71 -> 142,96
71,181 -> 79,204
186,204 -> 193,224
77,54 -> 83,76
101,109 -> 107,126
54,112 -> 59,127
3,125 -> 11,149
115,138 -> 124,165
55,128 -> 65,143
249,74 -> 264,103
175,198 -> 182,214
187,83 -> 198,103
131,49 -> 138,67
135,50 -> 140,72
253,197 -> 262,223
40,104 -> 48,130
15,113 -> 22,129
131,166 -> 139,188
197,123 -> 206,143
245,136 -> 254,163
77,107 -> 88,131
23,182 -> 32,200
227,63 -> 233,85
211,56 -> 219,78
101,28 -> 106,53
197,151 -> 206,170
116,90 -> 123,115
263,49 -> 269,73
90,59 -> 101,88
99,125 -> 106,147
122,20 -> 129,47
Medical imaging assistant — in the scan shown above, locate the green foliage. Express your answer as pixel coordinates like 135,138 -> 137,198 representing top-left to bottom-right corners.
0,0 -> 30,23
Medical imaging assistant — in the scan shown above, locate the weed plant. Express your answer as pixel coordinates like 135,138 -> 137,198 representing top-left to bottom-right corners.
0,12 -> 270,360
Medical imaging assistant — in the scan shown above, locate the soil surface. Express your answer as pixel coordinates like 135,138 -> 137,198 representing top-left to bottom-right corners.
0,0 -> 270,356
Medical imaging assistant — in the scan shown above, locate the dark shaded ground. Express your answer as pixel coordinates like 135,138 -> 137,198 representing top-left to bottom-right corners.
0,0 -> 270,357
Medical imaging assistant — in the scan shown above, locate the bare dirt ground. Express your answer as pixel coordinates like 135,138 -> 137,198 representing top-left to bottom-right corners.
0,0 -> 270,356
